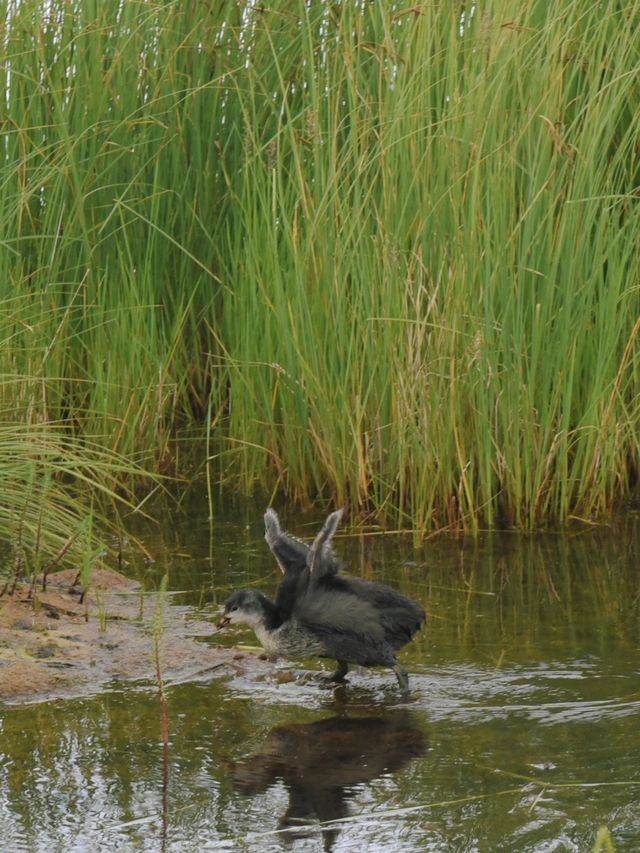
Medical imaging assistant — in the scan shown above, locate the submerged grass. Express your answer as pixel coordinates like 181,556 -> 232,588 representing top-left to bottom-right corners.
2,0 -> 640,535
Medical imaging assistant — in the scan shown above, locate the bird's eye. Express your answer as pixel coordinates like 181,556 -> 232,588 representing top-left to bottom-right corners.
230,605 -> 238,612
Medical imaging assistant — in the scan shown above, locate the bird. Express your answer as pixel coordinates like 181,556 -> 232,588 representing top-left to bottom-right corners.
218,509 -> 425,690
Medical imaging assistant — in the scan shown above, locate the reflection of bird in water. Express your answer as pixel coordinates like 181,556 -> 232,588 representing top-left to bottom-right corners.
231,712 -> 426,851
218,509 -> 425,690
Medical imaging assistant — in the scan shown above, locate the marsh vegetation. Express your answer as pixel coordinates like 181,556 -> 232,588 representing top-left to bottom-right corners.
2,0 -> 640,551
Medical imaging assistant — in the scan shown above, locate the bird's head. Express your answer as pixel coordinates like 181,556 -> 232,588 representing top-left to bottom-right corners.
217,588 -> 271,629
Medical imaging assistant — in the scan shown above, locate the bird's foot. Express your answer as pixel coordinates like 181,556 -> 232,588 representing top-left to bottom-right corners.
319,671 -> 348,685
320,660 -> 349,684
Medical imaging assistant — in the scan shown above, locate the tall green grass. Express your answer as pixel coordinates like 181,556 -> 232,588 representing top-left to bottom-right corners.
2,0 -> 640,536
215,0 -> 640,532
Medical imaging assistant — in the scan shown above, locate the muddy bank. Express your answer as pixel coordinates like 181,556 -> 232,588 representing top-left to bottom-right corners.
0,568 -> 271,706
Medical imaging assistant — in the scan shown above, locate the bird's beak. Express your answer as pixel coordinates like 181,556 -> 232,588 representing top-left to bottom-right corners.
217,614 -> 231,629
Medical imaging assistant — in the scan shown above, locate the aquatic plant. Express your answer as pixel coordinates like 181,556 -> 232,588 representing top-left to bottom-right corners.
1,0 -> 640,534
592,826 -> 616,852
151,571 -> 171,845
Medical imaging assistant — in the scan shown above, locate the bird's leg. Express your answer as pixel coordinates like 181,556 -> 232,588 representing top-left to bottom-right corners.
323,659 -> 349,683
392,660 -> 410,691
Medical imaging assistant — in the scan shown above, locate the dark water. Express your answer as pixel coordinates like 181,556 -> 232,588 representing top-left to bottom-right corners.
1,492 -> 639,852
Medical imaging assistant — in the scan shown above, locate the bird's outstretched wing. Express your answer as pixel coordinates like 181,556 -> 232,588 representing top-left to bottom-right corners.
264,508 -> 309,576
307,509 -> 343,578
266,508 -> 344,624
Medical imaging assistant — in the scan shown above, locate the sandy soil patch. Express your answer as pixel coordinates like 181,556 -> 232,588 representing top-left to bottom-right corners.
0,568 -> 270,706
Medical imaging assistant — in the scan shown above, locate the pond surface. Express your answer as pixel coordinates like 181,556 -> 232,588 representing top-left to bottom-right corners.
1,491 -> 639,852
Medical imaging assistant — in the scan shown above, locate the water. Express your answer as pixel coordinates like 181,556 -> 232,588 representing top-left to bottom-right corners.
1,492 -> 639,852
